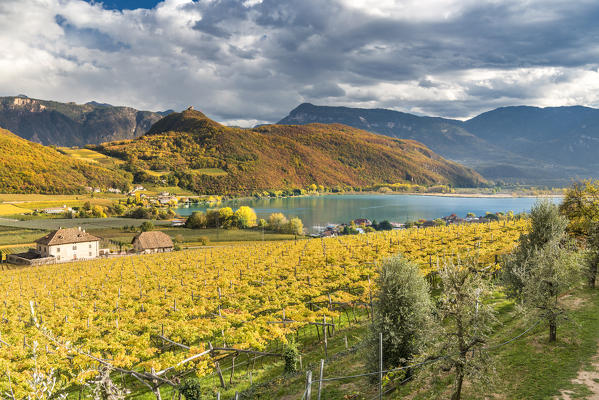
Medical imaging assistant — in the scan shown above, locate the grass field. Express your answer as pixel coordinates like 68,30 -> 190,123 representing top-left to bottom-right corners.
0,217 -> 170,231
57,147 -> 124,166
0,204 -> 32,215
0,217 -> 293,248
0,193 -> 123,211
193,168 -> 228,176
0,226 -> 45,246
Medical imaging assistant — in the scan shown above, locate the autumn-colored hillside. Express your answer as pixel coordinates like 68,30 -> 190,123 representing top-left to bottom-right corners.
94,109 -> 485,194
0,128 -> 131,194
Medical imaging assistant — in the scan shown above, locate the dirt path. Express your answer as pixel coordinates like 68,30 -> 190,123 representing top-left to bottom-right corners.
558,342 -> 599,399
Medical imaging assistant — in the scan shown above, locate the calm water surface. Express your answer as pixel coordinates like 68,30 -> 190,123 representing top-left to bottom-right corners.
176,194 -> 561,232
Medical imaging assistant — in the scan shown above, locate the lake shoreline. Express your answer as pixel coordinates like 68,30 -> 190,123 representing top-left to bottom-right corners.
215,191 -> 563,203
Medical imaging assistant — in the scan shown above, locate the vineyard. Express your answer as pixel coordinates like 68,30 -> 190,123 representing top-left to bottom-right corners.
0,220 -> 527,398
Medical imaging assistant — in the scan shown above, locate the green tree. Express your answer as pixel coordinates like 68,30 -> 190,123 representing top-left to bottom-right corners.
366,256 -> 433,378
436,260 -> 496,400
503,200 -> 581,341
91,205 -> 107,218
376,220 -> 393,231
268,212 -> 288,232
185,211 -> 207,229
516,241 -> 580,341
218,207 -> 234,228
140,221 -> 154,232
502,200 -> 569,297
234,206 -> 257,228
286,217 -> 304,235
560,179 -> 599,238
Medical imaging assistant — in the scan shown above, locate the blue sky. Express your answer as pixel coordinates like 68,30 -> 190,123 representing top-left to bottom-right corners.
1,0 -> 599,126
84,0 -> 162,10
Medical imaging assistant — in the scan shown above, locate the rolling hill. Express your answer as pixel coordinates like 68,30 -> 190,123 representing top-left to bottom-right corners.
0,96 -> 166,146
277,103 -> 598,184
94,108 -> 485,194
0,128 -> 131,194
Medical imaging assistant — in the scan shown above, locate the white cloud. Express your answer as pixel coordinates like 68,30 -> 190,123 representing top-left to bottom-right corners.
0,0 -> 599,122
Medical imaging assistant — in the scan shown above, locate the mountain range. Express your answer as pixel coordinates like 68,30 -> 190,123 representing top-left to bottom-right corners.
1,95 -> 597,186
0,96 -> 168,146
92,108 -> 484,194
278,103 -> 599,185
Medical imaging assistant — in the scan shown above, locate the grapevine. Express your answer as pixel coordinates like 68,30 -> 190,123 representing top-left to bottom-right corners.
0,220 -> 527,396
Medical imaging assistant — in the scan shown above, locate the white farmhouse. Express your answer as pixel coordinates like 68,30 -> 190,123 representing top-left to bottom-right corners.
35,227 -> 100,262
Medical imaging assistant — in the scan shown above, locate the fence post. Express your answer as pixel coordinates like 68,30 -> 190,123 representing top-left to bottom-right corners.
323,314 -> 328,358
305,370 -> 313,400
379,332 -> 383,400
317,359 -> 325,400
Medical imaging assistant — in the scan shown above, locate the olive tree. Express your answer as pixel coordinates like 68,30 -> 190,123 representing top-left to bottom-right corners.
502,200 -> 568,297
503,200 -> 581,341
366,255 -> 434,378
436,260 -> 496,400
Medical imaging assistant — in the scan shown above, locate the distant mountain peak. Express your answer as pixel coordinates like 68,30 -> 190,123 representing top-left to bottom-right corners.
86,101 -> 113,107
277,102 -> 599,184
0,96 -> 164,146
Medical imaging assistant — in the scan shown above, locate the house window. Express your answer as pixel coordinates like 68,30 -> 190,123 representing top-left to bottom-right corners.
56,247 -> 60,252
57,256 -> 61,261
73,245 -> 77,250
89,244 -> 92,249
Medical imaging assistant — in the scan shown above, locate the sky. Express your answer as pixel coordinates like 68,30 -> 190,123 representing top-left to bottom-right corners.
1,0 -> 599,126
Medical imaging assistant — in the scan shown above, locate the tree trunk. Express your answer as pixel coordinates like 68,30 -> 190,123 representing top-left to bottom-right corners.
589,262 -> 597,289
451,368 -> 464,400
549,321 -> 557,342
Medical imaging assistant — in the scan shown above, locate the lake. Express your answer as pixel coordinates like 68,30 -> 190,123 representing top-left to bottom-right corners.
176,194 -> 561,233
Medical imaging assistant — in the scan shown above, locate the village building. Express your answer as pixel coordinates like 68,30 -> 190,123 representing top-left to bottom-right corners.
42,205 -> 72,214
8,227 -> 100,265
157,195 -> 178,205
353,218 -> 372,226
132,231 -> 174,254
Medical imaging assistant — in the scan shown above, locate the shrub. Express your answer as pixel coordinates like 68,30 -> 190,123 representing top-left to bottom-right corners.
140,221 -> 154,232
178,377 -> 202,400
283,340 -> 300,373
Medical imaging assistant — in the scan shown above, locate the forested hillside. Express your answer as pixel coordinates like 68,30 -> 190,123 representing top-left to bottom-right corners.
0,128 -> 130,193
94,108 -> 485,194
